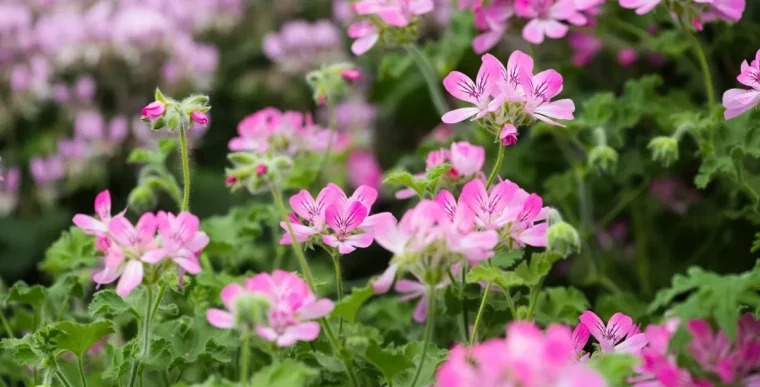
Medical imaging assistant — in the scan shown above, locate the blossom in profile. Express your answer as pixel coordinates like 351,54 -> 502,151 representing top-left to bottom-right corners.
207,270 -> 334,347
73,190 -> 124,235
723,49 -> 760,120
141,101 -> 165,121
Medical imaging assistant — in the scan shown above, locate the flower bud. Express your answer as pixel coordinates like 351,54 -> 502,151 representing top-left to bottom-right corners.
587,145 -> 618,174
341,69 -> 361,81
234,292 -> 272,327
191,110 -> 208,125
128,185 -> 157,213
546,209 -> 581,258
141,101 -> 166,121
225,176 -> 237,186
648,136 -> 679,167
256,164 -> 268,176
500,124 -> 518,146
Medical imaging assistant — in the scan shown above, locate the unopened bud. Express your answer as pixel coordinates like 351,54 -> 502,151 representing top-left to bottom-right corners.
648,136 -> 679,167
225,176 -> 237,186
190,110 -> 208,125
500,124 -> 518,146
255,164 -> 268,176
141,101 -> 166,121
341,69 -> 361,81
317,94 -> 327,105
546,209 -> 581,258
587,145 -> 618,174
234,293 -> 272,326
128,185 -> 157,212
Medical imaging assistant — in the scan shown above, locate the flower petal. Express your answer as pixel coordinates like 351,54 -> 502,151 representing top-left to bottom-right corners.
116,260 -> 143,297
206,309 -> 234,329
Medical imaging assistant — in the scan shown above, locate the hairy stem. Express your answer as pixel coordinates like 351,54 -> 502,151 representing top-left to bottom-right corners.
683,27 -> 715,106
405,44 -> 449,117
128,285 -> 164,387
332,253 -> 345,335
240,328 -> 251,386
56,369 -> 74,387
270,183 -> 316,292
320,320 -> 359,387
77,356 -> 88,387
179,121 -> 191,212
410,286 -> 437,387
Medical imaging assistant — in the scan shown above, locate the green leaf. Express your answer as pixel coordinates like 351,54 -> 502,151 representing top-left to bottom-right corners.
46,276 -> 84,318
513,252 -> 563,286
363,341 -> 414,382
466,266 -> 524,291
153,316 -> 238,369
492,249 -> 525,269
4,281 -> 46,308
249,360 -> 319,387
423,164 -> 451,187
392,341 -> 447,387
694,156 -> 734,189
577,92 -> 616,129
186,376 -> 237,387
0,335 -> 45,367
127,148 -> 159,164
102,342 -> 131,381
534,287 -> 589,325
158,138 -> 179,156
50,320 -> 114,357
89,290 -> 138,318
588,353 -> 639,387
384,170 -> 425,198
40,227 -> 97,275
142,338 -> 174,370
331,284 -> 374,324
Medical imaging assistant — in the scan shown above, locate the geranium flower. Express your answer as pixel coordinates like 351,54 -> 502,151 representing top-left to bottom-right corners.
73,189 -> 124,235
514,0 -> 578,44
442,59 -> 497,123
723,49 -> 760,120
580,311 -> 648,354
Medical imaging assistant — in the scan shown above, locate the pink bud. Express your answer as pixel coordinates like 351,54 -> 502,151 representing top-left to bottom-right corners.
617,48 -> 638,67
191,110 -> 208,125
500,124 -> 518,146
318,95 -> 327,105
225,176 -> 237,186
341,69 -> 361,81
692,17 -> 703,31
141,101 -> 166,121
256,164 -> 267,176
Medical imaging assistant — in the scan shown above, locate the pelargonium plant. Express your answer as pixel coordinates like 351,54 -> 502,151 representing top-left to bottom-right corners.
2,1 -> 760,387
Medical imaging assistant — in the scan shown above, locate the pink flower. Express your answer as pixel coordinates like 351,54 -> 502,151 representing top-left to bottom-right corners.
281,185 -> 340,244
348,21 -> 379,55
618,48 -> 639,67
353,0 -> 435,27
482,50 -> 534,108
191,110 -> 208,125
520,67 -> 576,126
207,270 -> 334,347
569,32 -> 602,66
471,0 -> 513,54
619,0 -> 661,15
579,311 -> 648,354
73,190 -> 124,235
442,59 -> 496,123
347,150 -> 383,190
500,123 -> 518,146
436,339 -> 510,387
396,275 -> 449,322
145,212 -> 209,275
141,101 -> 166,121
572,323 -> 591,362
341,69 -> 362,81
686,314 -> 760,385
449,141 -> 486,176
705,0 -> 745,23
723,49 -> 760,120
323,200 -> 374,254
630,319 -> 701,387
514,0 -> 577,44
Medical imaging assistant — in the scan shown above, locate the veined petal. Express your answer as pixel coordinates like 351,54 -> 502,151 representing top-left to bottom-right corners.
94,190 -> 112,220
534,99 -> 575,120
344,233 -> 374,250
206,309 -> 235,329
579,311 -> 607,345
116,260 -> 143,297
73,214 -> 107,233
442,107 -> 481,123
443,71 -> 480,105
514,223 -> 548,247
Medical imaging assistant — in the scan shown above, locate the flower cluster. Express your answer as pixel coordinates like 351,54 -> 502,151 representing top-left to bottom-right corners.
348,0 -> 435,55
207,270 -> 334,347
467,0 -> 604,53
280,184 -> 390,254
620,0 -> 744,27
396,141 -> 486,199
723,48 -> 760,120
442,50 -> 575,140
73,190 -> 209,297
436,321 -> 607,387
263,20 -> 345,75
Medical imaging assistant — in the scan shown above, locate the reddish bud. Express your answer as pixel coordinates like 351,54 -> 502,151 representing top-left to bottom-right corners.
256,164 -> 268,176
191,110 -> 209,125
341,69 -> 361,81
317,94 -> 327,105
617,48 -> 638,67
500,124 -> 518,146
141,101 -> 166,121
225,176 -> 237,185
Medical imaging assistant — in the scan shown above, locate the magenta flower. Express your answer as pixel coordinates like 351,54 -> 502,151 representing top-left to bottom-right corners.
618,48 -> 639,67
569,32 -> 603,66
323,200 -> 374,254
520,67 -> 576,126
687,314 -> 760,385
482,50 -> 534,108
73,190 -> 124,235
207,270 -> 334,347
280,185 -> 340,245
449,141 -> 486,176
442,59 -> 496,123
723,49 -> 760,120
436,339 -> 510,387
629,319 -> 702,387
347,150 -> 383,190
514,0 -> 578,44
500,123 -> 518,146
472,0 -> 513,54
141,101 -> 165,121
579,311 -> 648,354
572,323 -> 591,362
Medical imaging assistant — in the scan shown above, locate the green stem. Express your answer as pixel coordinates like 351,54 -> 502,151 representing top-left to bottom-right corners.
270,183 -> 316,292
613,19 -> 650,40
469,283 -> 491,345
331,254 -> 345,335
682,27 -> 715,106
56,294 -> 70,321
528,44 -> 538,71
459,268 -> 469,343
405,44 -> 449,117
315,97 -> 337,185
409,286 -> 436,387
526,278 -> 544,320
32,307 -> 41,385
179,122 -> 191,212
56,369 -> 74,387
150,283 -> 168,319
0,311 -> 12,338
320,320 -> 359,387
128,285 -> 162,387
240,329 -> 251,386
485,145 -> 505,189
77,356 -> 88,387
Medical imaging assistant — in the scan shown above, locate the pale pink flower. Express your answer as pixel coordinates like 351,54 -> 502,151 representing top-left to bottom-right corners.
459,0 -> 486,10
619,0 -> 662,15
145,212 -> 209,275
73,189 -> 124,235
449,141 -> 486,176
426,124 -> 455,143
207,270 -> 334,347
0,167 -> 20,217
348,21 -> 379,55
323,200 -> 374,254
472,0 -> 514,54
514,0 -> 578,44
520,67 -> 576,126
353,0 -> 435,27
436,339 -> 510,387
347,150 -> 383,190
395,275 -> 449,322
442,59 -> 496,123
724,49 -> 760,120
482,50 -> 535,109
580,311 -> 648,354
190,110 -> 208,125
29,156 -> 65,187
141,101 -> 165,121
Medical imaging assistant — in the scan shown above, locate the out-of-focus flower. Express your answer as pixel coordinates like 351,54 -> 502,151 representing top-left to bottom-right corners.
0,167 -> 21,216
395,142 -> 486,199
649,178 -> 699,214
190,110 -> 208,125
347,150 -> 383,190
723,49 -> 760,120
515,0 -> 579,44
348,0 -> 434,55
207,270 -> 334,347
569,32 -> 602,66
618,48 -> 639,67
263,20 -> 344,74
686,314 -> 760,384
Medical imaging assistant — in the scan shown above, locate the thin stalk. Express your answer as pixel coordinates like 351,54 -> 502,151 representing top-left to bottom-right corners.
460,268 -> 469,342
682,27 -> 715,106
0,311 -> 12,338
409,286 -> 437,387
128,285 -> 163,387
150,283 -> 168,319
526,278 -> 544,320
240,329 -> 251,386
320,320 -> 359,387
331,254 -> 345,334
56,369 -> 74,387
315,97 -> 337,185
179,121 -> 191,212
77,356 -> 88,387
270,183 -> 316,292
405,44 -> 449,117
32,307 -> 41,385
485,145 -> 505,189
469,282 -> 491,345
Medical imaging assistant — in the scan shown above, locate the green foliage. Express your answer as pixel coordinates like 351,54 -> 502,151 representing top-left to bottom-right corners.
513,252 -> 564,286
384,164 -> 452,199
153,315 -> 238,369
89,290 -> 138,318
534,287 -> 589,325
249,360 -> 319,387
391,342 -> 447,387
40,227 -> 97,276
362,341 -> 415,383
49,320 -> 114,358
588,354 -> 639,387
466,265 -> 524,291
332,284 -> 375,324
4,281 -> 47,308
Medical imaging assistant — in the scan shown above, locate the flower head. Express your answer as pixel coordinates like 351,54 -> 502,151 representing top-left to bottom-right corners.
442,60 -> 496,123
579,311 -> 648,354
724,49 -> 760,120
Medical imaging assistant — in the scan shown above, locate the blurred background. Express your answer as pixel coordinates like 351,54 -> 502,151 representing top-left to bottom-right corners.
2,0 -> 760,311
